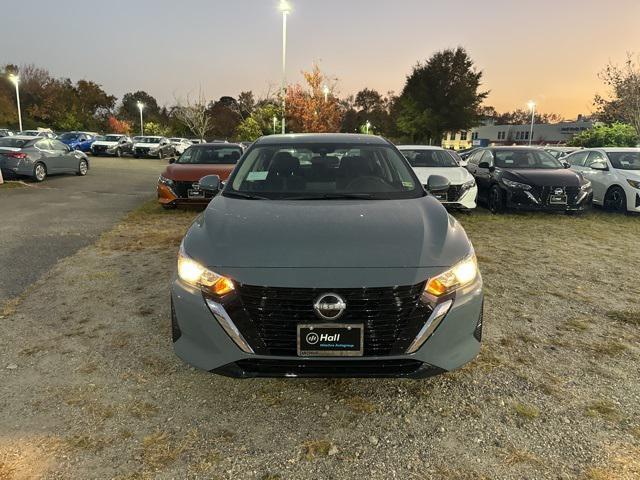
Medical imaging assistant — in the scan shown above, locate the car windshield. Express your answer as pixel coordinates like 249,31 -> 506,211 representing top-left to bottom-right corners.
401,149 -> 458,167
139,137 -> 161,144
608,152 -> 640,170
59,133 -> 81,141
104,135 -> 121,142
227,143 -> 423,200
177,146 -> 242,165
494,149 -> 563,169
0,137 -> 33,148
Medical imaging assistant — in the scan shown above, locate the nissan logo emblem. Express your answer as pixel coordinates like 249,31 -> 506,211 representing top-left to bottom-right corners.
554,188 -> 564,195
313,293 -> 347,320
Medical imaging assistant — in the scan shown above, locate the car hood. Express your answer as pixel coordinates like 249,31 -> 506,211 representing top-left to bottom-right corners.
134,142 -> 160,148
617,169 -> 640,181
183,195 -> 472,269
502,168 -> 582,186
413,167 -> 472,186
92,141 -> 118,146
162,164 -> 236,181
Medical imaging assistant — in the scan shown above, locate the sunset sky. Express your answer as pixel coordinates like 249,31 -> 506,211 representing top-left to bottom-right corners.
2,0 -> 639,119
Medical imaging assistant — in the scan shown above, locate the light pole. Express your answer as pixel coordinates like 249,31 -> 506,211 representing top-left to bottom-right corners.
272,115 -> 277,134
137,102 -> 144,136
279,0 -> 291,134
365,120 -> 371,134
322,85 -> 329,103
527,100 -> 536,146
8,74 -> 22,132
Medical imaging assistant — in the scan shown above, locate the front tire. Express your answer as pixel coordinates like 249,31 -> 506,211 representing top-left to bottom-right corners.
162,203 -> 177,210
77,159 -> 88,176
158,150 -> 164,160
115,148 -> 122,158
34,162 -> 47,182
488,185 -> 504,214
603,186 -> 627,212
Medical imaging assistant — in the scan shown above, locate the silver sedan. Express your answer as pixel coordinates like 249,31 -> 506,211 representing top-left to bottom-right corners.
0,136 -> 89,182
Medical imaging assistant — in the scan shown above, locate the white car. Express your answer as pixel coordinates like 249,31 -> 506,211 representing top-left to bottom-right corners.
565,148 -> 640,213
132,136 -> 174,159
169,138 -> 193,155
19,129 -> 55,139
398,145 -> 477,209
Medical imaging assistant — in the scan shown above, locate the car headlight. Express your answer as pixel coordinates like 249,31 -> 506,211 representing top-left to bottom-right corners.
627,179 -> 640,189
425,254 -> 478,297
580,180 -> 592,191
177,245 -> 235,296
461,179 -> 476,191
158,175 -> 174,187
502,179 -> 532,190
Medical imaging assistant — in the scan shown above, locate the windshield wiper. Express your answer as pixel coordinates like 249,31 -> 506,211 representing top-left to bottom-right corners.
223,191 -> 269,200
286,193 -> 376,200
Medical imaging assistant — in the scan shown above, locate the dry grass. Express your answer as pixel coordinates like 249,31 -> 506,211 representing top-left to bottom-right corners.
142,429 -> 198,471
0,181 -> 29,189
512,402 -> 540,419
502,446 -> 543,466
606,310 -> 640,326
66,434 -> 111,453
591,339 -> 629,357
0,297 -> 23,319
585,400 -> 620,421
302,439 -> 334,460
97,200 -> 197,252
583,445 -> 640,480
128,401 -> 160,419
345,395 -> 377,414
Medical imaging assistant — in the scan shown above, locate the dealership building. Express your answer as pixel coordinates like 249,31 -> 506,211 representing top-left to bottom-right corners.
442,118 -> 594,150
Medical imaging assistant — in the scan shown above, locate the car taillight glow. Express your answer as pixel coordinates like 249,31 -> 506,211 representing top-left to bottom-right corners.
7,152 -> 27,159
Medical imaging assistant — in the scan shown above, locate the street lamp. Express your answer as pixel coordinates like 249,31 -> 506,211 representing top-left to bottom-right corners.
272,115 -> 278,134
8,74 -> 22,132
365,120 -> 371,134
137,101 -> 144,136
527,100 -> 536,146
279,0 -> 291,134
322,85 -> 329,103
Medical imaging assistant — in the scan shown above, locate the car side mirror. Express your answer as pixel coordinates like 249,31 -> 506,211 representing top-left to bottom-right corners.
426,174 -> 450,193
168,158 -> 176,164
478,161 -> 490,169
562,161 -> 570,168
590,161 -> 608,171
199,174 -> 221,193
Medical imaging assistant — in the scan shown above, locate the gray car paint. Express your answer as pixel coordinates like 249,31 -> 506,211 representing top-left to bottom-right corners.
0,137 -> 88,179
172,133 -> 483,375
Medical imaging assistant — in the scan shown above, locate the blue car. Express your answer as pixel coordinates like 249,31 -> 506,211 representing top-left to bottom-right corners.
58,132 -> 98,152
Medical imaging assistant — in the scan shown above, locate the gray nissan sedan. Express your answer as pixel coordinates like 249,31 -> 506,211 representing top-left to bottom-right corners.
171,134 -> 483,378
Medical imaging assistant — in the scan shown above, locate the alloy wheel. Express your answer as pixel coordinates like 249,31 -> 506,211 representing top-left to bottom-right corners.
35,164 -> 46,182
604,187 -> 626,212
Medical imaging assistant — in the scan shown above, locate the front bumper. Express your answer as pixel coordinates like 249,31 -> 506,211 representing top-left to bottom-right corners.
504,185 -> 592,212
171,273 -> 484,378
157,182 -> 214,207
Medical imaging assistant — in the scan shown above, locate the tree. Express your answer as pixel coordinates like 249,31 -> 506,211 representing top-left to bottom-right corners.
594,54 -> 640,137
396,47 -> 488,143
173,90 -> 211,141
354,88 -> 384,113
119,91 -> 162,124
237,91 -> 255,119
235,117 -> 263,141
285,65 -> 343,133
107,116 -> 132,134
569,122 -> 638,147
208,96 -> 243,139
143,122 -> 170,137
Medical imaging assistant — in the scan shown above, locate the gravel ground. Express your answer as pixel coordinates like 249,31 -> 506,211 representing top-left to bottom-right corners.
0,202 -> 639,480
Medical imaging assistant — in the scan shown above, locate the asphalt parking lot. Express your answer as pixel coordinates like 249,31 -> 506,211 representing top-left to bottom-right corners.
0,156 -> 165,304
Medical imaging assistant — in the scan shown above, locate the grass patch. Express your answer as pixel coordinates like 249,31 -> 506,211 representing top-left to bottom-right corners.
606,310 -> 640,326
97,199 -> 198,252
66,434 -> 111,452
302,439 -> 333,460
512,402 -> 540,419
585,400 -> 620,421
591,339 -> 628,356
345,395 -> 376,414
142,429 -> 198,471
564,318 -> 590,331
128,401 -> 160,419
502,447 -> 543,466
0,180 -> 29,189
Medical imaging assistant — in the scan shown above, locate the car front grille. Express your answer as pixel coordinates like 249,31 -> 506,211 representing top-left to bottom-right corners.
532,186 -> 581,205
235,283 -> 429,357
172,181 -> 215,199
135,147 -> 150,156
447,184 -> 463,201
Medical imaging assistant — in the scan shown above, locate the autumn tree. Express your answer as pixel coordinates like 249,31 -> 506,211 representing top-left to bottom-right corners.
397,48 -> 488,143
285,65 -> 343,133
107,116 -> 132,134
594,53 -> 640,136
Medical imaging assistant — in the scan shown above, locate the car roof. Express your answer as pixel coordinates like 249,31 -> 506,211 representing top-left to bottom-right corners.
193,142 -> 242,148
487,146 -> 543,151
11,135 -> 38,141
598,147 -> 640,152
254,133 -> 390,146
396,145 -> 444,150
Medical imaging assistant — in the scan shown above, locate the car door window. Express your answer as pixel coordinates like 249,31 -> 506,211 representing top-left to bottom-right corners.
50,139 -> 69,152
567,151 -> 588,167
467,151 -> 482,166
35,139 -> 51,150
479,150 -> 493,167
586,151 -> 606,168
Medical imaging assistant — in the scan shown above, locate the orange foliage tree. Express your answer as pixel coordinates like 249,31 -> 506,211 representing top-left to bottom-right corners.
107,115 -> 132,134
285,65 -> 343,133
